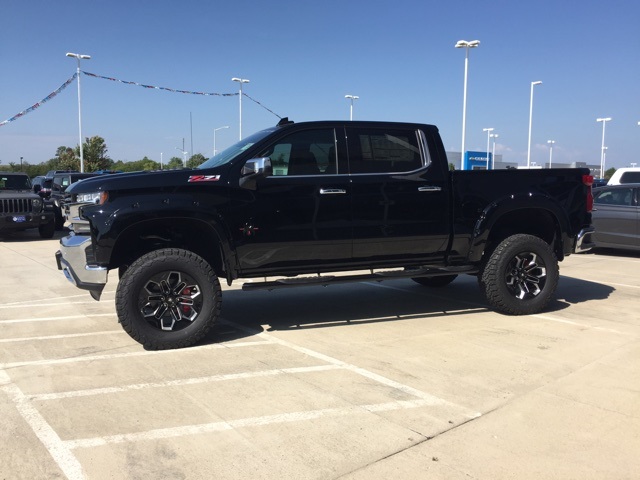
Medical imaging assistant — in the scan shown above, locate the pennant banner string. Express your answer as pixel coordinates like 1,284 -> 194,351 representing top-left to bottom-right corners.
1,71 -> 283,127
0,73 -> 77,127
83,71 -> 282,118
82,71 -> 239,97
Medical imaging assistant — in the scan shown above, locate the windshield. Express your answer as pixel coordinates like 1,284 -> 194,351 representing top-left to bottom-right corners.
198,127 -> 277,169
0,175 -> 31,190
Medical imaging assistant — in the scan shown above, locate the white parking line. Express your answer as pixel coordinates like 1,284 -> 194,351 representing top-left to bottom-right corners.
31,364 -> 344,400
0,330 -> 124,343
0,313 -> 114,324
0,371 -> 85,480
0,340 -> 273,369
65,399 -> 449,450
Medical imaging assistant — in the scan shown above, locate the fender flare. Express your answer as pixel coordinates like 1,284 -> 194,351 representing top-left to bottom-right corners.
467,192 -> 571,263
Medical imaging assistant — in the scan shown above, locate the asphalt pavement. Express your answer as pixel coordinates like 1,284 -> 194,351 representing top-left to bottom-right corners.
1,228 -> 639,479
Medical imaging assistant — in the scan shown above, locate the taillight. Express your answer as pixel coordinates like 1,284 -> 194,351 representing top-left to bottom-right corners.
583,174 -> 593,212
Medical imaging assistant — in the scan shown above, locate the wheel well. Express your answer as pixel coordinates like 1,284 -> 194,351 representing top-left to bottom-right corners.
109,218 -> 228,277
484,208 -> 561,259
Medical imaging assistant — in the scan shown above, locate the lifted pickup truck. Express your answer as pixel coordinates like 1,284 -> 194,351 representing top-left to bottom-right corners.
56,120 -> 595,349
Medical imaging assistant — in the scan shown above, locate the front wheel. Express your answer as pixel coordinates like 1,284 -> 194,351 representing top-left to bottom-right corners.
38,221 -> 55,239
480,234 -> 558,315
116,248 -> 221,349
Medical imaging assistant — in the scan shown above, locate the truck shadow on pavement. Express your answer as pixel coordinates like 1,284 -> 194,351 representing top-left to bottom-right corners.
203,275 -> 615,343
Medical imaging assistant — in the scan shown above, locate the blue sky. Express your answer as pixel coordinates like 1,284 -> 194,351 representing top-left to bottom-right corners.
1,0 -> 638,170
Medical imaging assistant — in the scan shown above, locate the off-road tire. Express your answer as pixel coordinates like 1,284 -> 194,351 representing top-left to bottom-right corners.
116,248 -> 221,350
480,234 -> 558,315
38,221 -> 55,239
412,275 -> 458,287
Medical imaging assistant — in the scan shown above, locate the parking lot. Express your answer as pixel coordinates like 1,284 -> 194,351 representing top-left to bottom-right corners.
1,229 -> 639,480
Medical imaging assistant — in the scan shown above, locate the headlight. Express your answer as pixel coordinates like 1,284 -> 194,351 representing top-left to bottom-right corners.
32,198 -> 42,210
77,191 -> 108,204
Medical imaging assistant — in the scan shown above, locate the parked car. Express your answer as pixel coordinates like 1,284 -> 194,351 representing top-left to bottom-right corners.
607,168 -> 640,185
50,172 -> 101,229
0,172 -> 55,238
591,184 -> 639,251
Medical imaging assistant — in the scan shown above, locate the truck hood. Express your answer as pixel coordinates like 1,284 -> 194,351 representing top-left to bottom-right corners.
67,166 -> 231,194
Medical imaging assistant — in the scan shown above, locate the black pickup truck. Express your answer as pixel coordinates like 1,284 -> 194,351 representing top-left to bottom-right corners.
56,120 -> 595,349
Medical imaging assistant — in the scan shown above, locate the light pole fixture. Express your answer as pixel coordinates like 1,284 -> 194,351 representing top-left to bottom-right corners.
547,140 -> 555,168
483,128 -> 494,170
213,126 -> 229,155
66,52 -> 91,172
231,77 -> 249,140
345,94 -> 359,121
490,133 -> 499,169
527,80 -> 542,168
160,152 -> 163,170
175,147 -> 188,168
455,39 -> 480,170
596,117 -> 612,178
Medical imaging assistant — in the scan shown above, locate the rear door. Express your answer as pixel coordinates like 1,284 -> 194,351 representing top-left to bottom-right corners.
346,124 -> 450,263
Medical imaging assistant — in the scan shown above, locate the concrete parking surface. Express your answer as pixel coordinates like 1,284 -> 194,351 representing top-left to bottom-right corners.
1,229 -> 639,479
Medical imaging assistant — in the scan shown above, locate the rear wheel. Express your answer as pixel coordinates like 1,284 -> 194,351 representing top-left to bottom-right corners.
480,234 -> 558,315
116,248 -> 221,349
412,275 -> 458,287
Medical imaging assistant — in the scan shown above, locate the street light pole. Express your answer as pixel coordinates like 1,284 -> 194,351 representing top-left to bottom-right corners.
483,128 -> 494,170
490,133 -> 499,169
455,39 -> 480,170
213,126 -> 229,155
231,78 -> 249,140
66,52 -> 91,173
175,147 -> 188,168
527,80 -> 543,168
344,95 -> 359,121
596,117 -> 612,178
547,140 -> 555,168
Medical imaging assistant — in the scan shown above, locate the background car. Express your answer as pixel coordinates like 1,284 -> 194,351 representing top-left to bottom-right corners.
591,184 -> 639,251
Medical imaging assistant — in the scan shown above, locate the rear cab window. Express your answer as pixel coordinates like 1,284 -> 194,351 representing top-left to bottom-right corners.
346,127 -> 427,174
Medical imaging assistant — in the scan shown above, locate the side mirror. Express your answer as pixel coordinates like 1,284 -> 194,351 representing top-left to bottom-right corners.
242,157 -> 272,177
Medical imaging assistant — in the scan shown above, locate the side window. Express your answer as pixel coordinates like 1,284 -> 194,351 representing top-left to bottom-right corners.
348,128 -> 423,174
594,188 -> 633,206
52,176 -> 63,192
259,129 -> 337,176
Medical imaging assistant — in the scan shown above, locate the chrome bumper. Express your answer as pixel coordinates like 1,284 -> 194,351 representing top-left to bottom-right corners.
575,226 -> 596,253
56,234 -> 108,300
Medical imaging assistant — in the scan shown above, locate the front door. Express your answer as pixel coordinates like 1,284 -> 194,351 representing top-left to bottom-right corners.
230,127 -> 352,275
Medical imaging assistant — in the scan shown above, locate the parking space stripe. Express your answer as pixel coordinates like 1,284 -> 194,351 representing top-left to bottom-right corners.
0,313 -> 114,324
1,371 -> 85,479
0,340 -> 273,369
31,364 -> 344,400
64,399 -> 438,449
0,330 -> 124,343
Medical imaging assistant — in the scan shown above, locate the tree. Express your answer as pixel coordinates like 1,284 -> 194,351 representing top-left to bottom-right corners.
54,146 -> 79,171
186,153 -> 206,169
604,167 -> 616,179
166,156 -> 184,169
80,136 -> 112,172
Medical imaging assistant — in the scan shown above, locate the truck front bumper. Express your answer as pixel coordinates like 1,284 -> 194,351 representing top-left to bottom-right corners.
56,234 -> 108,300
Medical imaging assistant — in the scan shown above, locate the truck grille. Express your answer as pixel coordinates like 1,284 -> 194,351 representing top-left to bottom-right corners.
0,198 -> 33,214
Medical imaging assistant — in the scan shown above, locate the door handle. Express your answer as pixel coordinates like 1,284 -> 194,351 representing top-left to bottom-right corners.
320,188 -> 347,195
418,186 -> 442,192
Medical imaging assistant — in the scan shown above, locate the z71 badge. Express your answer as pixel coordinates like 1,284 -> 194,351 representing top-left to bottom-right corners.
188,175 -> 221,182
